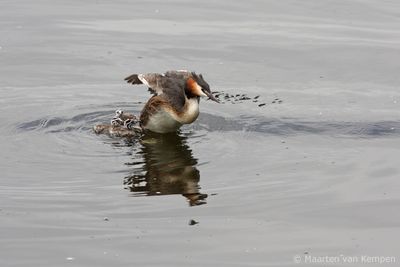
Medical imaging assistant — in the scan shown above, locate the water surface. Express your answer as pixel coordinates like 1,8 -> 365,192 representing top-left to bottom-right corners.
1,1 -> 400,266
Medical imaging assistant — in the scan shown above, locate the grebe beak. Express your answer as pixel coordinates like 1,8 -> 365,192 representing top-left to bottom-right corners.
203,90 -> 220,103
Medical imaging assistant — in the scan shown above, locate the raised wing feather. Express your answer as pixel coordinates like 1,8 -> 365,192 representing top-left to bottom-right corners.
164,70 -> 192,79
125,73 -> 167,95
124,72 -> 187,110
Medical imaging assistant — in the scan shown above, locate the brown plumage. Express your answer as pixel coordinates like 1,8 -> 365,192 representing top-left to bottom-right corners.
139,96 -> 171,129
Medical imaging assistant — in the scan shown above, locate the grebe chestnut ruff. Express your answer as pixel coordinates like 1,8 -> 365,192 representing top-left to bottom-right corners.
93,70 -> 219,136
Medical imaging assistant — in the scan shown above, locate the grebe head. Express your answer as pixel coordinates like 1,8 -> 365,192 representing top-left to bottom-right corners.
186,72 -> 219,103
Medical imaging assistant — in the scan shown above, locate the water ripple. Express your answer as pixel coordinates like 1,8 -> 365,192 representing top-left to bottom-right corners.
16,110 -> 400,139
195,114 -> 400,138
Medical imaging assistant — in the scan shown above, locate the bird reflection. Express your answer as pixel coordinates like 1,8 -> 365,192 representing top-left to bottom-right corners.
123,132 -> 207,206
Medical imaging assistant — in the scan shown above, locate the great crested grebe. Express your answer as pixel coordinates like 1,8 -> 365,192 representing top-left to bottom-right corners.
124,70 -> 219,133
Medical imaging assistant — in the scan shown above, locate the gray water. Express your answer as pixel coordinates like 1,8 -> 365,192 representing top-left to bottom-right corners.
1,1 -> 400,266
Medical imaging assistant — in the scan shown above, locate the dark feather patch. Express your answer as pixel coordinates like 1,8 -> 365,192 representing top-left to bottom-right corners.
140,96 -> 167,127
124,74 -> 142,85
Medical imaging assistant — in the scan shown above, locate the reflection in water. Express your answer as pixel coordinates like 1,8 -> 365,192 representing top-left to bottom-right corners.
14,106 -> 208,206
124,133 -> 207,206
